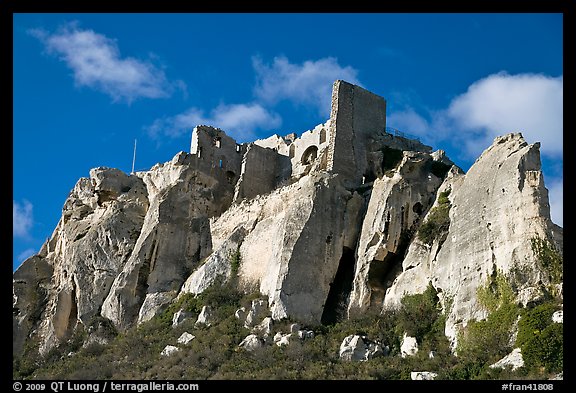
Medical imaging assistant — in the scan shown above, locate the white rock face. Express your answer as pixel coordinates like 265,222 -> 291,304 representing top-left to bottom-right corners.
401,334 -> 419,358
490,348 -> 524,371
382,134 -> 563,348
160,345 -> 180,356
102,154 -> 230,331
13,167 -> 149,354
177,332 -> 195,345
411,372 -> 438,380
13,79 -> 562,361
348,152 -> 446,316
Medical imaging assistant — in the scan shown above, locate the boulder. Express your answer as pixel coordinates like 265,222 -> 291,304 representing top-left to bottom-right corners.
297,330 -> 315,340
172,309 -> 192,327
489,348 -> 524,371
234,307 -> 247,321
160,345 -> 180,356
177,332 -> 195,345
401,334 -> 419,358
252,317 -> 273,336
244,299 -> 268,328
195,306 -> 213,327
239,334 -> 263,351
411,372 -> 438,380
552,310 -> 563,324
339,334 -> 384,361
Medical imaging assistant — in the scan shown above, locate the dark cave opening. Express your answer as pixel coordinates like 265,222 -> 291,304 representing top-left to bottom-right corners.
367,231 -> 413,307
321,247 -> 357,325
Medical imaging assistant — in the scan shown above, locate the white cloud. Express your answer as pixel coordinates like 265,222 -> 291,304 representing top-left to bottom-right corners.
547,178 -> 563,227
13,200 -> 33,238
448,72 -> 563,159
147,103 -> 282,143
17,248 -> 36,263
388,72 -> 563,159
30,23 -> 181,103
387,72 -> 563,228
387,108 -> 431,137
253,56 -> 361,117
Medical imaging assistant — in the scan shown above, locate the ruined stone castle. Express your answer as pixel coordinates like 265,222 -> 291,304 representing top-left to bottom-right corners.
183,80 -> 431,201
13,80 -> 562,358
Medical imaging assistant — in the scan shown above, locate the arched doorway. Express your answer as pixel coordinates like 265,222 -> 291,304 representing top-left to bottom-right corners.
301,145 -> 318,165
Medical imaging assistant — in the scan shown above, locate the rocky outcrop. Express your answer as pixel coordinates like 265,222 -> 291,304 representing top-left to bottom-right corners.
13,80 -> 562,362
239,334 -> 264,351
381,133 -> 562,347
400,333 -> 419,358
177,332 -> 195,345
14,168 -> 148,355
411,372 -> 438,380
489,348 -> 524,371
102,152 -> 232,330
348,151 -> 450,316
160,345 -> 180,356
339,334 -> 385,361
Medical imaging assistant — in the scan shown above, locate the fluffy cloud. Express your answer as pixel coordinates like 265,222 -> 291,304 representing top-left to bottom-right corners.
147,55 -> 359,142
147,103 -> 281,142
448,72 -> 563,159
386,72 -> 563,227
13,200 -> 33,238
30,23 -> 182,103
253,56 -> 361,117
388,72 -> 563,160
386,108 -> 431,137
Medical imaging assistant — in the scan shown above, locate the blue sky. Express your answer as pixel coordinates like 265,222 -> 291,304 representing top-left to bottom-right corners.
13,13 -> 563,270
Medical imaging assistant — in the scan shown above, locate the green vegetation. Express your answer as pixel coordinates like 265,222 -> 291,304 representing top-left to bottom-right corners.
457,270 -> 519,366
417,189 -> 451,245
517,303 -> 563,373
229,246 -> 242,275
531,236 -> 563,286
14,276 -> 562,380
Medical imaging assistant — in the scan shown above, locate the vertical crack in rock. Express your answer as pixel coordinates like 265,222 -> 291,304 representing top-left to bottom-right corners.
321,247 -> 357,325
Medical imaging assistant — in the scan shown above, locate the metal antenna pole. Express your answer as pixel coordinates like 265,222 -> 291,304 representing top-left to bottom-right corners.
131,139 -> 137,174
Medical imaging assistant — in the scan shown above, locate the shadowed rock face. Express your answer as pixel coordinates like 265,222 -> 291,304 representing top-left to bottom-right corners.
13,81 -> 562,358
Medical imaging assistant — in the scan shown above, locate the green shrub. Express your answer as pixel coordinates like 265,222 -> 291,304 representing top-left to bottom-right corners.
229,246 -> 242,275
457,271 -> 519,364
531,237 -> 563,285
522,323 -> 563,373
397,282 -> 441,341
418,189 -> 451,245
517,303 -> 562,373
516,303 -> 557,348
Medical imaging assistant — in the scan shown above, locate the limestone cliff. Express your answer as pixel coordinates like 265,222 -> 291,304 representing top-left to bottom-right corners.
13,80 -> 562,358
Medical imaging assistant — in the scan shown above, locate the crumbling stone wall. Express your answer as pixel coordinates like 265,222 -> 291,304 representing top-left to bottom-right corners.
327,80 -> 387,187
